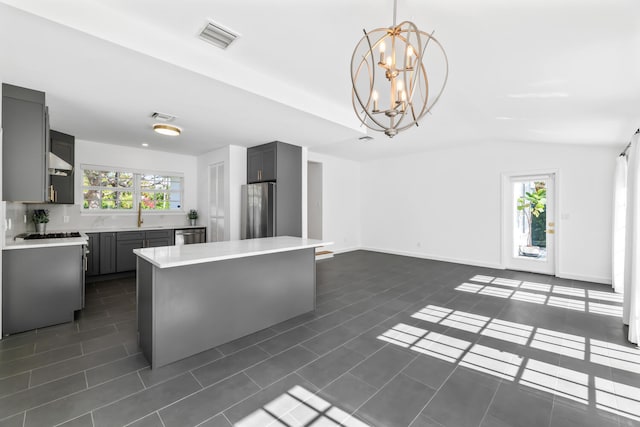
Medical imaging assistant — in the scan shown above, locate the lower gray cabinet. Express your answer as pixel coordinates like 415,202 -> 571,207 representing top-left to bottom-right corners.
85,229 -> 177,277
86,233 -> 100,276
116,231 -> 145,273
145,229 -> 174,248
99,232 -> 117,274
2,245 -> 83,335
116,229 -> 174,273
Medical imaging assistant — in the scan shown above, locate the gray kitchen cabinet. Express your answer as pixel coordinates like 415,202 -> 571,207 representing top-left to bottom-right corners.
2,83 -> 49,202
116,231 -> 145,273
2,245 -> 83,335
50,130 -> 75,204
86,233 -> 100,276
247,141 -> 302,237
116,229 -> 174,272
247,142 -> 276,183
99,232 -> 117,274
145,229 -> 174,247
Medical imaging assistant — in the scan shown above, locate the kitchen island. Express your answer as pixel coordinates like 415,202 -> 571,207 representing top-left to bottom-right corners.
134,236 -> 330,368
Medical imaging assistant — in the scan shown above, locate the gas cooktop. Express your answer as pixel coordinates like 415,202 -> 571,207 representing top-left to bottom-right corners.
23,232 -> 82,240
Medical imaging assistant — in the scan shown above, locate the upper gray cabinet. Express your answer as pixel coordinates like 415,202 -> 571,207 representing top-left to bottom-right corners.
247,143 -> 277,183
2,83 -> 50,202
49,130 -> 75,204
247,141 -> 302,237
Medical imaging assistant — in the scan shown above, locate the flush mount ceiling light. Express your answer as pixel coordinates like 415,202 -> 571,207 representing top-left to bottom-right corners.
351,0 -> 448,138
152,123 -> 181,136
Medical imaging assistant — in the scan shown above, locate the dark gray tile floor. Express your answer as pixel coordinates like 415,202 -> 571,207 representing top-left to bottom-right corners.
1,250 -> 639,426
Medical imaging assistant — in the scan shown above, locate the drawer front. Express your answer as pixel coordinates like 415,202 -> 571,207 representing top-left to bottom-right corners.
117,231 -> 145,241
145,229 -> 172,239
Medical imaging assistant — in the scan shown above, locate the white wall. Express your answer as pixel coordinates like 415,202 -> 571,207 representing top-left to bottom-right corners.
197,145 -> 246,241
360,141 -> 617,284
307,151 -> 361,253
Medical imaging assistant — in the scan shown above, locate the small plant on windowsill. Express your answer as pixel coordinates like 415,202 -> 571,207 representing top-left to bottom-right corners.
188,209 -> 198,226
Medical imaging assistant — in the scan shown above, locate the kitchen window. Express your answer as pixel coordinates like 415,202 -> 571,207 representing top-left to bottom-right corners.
82,167 -> 183,212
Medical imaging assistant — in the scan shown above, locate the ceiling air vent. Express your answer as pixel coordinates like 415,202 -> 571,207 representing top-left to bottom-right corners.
199,21 -> 239,49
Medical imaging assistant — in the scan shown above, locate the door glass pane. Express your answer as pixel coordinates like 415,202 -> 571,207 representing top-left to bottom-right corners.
513,180 -> 547,260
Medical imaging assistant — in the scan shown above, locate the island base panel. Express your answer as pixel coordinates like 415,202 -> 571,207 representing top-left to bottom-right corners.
137,248 -> 315,368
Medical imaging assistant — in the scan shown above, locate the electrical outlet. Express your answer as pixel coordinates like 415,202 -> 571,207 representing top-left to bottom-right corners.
63,216 -> 70,223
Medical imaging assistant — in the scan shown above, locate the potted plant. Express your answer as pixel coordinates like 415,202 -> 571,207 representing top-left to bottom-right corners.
187,209 -> 198,226
516,185 -> 546,256
32,209 -> 50,234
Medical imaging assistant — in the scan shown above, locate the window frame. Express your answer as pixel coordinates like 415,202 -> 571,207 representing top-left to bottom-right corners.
81,164 -> 185,215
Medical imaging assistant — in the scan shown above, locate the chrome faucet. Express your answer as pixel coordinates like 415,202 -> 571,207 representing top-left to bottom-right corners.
137,202 -> 144,228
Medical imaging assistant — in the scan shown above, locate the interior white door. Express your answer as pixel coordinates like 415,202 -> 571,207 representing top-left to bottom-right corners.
504,173 -> 556,275
208,162 -> 225,242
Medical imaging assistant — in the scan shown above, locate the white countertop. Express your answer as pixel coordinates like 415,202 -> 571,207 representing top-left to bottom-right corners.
3,233 -> 89,250
134,236 -> 332,268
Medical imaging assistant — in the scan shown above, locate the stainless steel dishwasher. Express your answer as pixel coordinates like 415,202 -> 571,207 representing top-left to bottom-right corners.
174,228 -> 206,245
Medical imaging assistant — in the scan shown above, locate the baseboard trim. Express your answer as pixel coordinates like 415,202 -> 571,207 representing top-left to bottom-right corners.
359,246 -> 504,269
331,246 -> 361,255
331,247 -> 611,285
557,271 -> 611,286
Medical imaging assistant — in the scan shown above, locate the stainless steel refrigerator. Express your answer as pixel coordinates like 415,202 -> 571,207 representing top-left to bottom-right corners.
241,182 -> 276,239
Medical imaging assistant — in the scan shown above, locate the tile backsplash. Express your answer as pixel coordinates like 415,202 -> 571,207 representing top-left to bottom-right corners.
4,202 -> 194,242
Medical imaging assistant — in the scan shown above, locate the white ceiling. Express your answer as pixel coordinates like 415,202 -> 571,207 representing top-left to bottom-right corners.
0,0 -> 638,160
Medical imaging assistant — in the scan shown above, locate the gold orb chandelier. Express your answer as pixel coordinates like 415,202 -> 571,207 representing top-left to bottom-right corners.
351,0 -> 448,138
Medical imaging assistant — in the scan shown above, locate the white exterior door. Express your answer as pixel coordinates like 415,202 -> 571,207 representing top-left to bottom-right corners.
504,173 -> 556,275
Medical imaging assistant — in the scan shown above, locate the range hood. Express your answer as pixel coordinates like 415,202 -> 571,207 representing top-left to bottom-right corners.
48,152 -> 73,176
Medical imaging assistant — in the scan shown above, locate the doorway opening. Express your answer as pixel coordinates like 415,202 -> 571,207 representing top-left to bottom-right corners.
307,161 -> 332,260
503,173 -> 556,275
307,161 -> 323,240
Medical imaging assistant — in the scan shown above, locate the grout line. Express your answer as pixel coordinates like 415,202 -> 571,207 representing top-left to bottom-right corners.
343,351 -> 419,417
137,370 -> 147,389
243,372 -> 263,390
190,371 -> 205,389
157,411 -> 167,427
